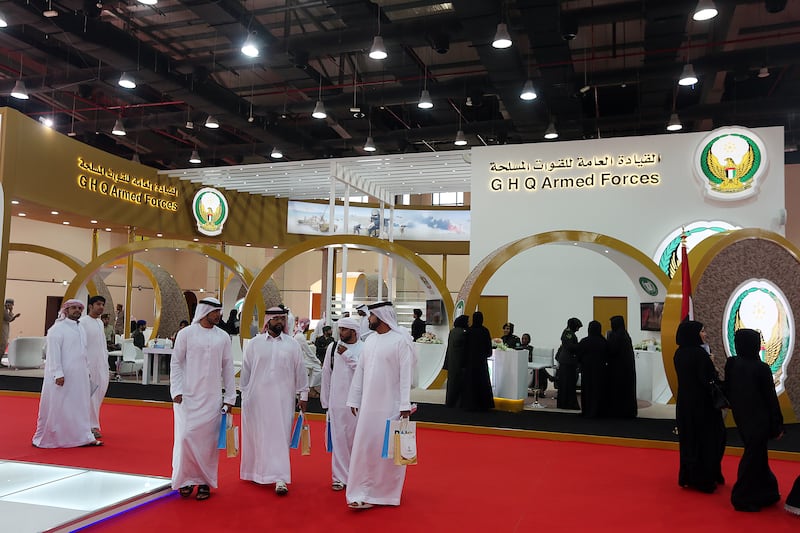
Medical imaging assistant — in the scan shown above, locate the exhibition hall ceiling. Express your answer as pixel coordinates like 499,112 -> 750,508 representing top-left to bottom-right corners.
2,0 -> 799,177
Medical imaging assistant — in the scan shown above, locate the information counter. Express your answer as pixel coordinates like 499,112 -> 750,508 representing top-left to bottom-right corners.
489,348 -> 528,400
634,349 -> 671,404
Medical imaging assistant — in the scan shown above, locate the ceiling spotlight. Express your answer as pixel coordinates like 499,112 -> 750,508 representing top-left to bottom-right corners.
666,113 -> 683,131
363,136 -> 377,152
519,79 -> 537,100
111,118 -> 126,136
369,35 -> 387,60
67,130 -> 77,137
417,89 -> 433,109
312,100 -> 327,119
43,6 -> 58,17
454,130 -> 467,146
118,72 -> 136,89
678,63 -> 698,86
270,146 -> 283,159
465,96 -> 473,107
247,114 -> 254,123
189,150 -> 201,164
692,0 -> 718,21
757,66 -> 770,78
241,34 -> 259,58
10,80 -> 29,100
39,116 -> 54,128
185,121 -> 194,129
204,115 -> 219,128
492,23 -> 512,49
0,11 -> 8,28
544,122 -> 558,140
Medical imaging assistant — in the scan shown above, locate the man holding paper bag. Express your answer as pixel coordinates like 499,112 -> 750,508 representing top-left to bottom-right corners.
240,306 -> 308,496
170,297 -> 236,501
346,301 -> 416,510
321,317 -> 364,491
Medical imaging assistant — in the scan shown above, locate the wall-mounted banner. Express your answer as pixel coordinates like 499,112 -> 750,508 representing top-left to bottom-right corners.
193,187 -> 229,236
287,201 -> 470,241
76,157 -> 179,212
692,126 -> 768,202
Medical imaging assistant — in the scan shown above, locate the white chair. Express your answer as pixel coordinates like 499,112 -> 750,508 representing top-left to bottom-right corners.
528,347 -> 555,405
7,337 -> 46,369
119,339 -> 143,380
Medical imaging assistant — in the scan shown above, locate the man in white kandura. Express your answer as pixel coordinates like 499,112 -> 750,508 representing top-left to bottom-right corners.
321,316 -> 364,492
294,317 -> 322,398
170,297 -> 236,501
33,299 -> 101,448
80,295 -> 110,439
346,301 -> 416,510
240,306 -> 308,496
355,304 -> 373,342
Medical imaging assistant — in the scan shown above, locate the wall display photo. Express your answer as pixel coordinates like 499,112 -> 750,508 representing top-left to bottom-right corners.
640,302 -> 664,332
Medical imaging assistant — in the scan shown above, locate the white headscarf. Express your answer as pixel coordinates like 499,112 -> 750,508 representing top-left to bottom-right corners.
57,298 -> 84,321
263,306 -> 290,334
368,301 -> 411,339
338,316 -> 361,339
192,297 -> 222,324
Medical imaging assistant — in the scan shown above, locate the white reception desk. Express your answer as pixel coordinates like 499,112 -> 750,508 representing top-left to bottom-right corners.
634,349 -> 671,404
489,349 -> 528,400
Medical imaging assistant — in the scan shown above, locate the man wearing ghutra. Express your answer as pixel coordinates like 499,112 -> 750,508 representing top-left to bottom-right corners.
346,301 -> 416,510
80,295 -> 110,439
240,306 -> 308,496
170,297 -> 236,501
320,316 -> 364,491
33,299 -> 100,448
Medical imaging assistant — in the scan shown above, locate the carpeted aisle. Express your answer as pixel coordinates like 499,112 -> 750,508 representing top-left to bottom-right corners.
1,394 -> 798,532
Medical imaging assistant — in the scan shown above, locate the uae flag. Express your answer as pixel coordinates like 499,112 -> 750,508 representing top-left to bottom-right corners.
680,232 -> 694,321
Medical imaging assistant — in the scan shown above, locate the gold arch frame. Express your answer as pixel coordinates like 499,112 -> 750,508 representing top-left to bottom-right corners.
661,228 -> 800,419
9,243 -> 100,296
240,235 -> 454,340
65,239 -> 261,320
458,230 -> 671,315
107,259 -> 166,338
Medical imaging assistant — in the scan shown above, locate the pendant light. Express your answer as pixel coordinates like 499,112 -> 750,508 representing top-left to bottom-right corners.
111,118 -> 126,136
189,149 -> 201,164
454,130 -> 467,146
0,11 -> 9,28
205,115 -> 219,128
692,0 -> 718,21
137,0 -> 157,5
520,79 -> 537,100
666,113 -> 683,132
118,72 -> 136,89
11,80 -> 28,100
678,64 -> 698,86
132,153 -> 141,163
312,78 -> 327,119
363,136 -> 377,152
492,23 -> 512,49
241,33 -> 259,58
418,57 -> 433,109
368,2 -> 387,59
270,147 -> 283,159
544,121 -> 558,139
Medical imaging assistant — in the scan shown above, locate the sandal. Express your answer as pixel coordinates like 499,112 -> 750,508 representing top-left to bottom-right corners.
178,486 -> 194,498
331,481 -> 345,491
196,485 -> 211,500
348,501 -> 373,510
82,440 -> 103,447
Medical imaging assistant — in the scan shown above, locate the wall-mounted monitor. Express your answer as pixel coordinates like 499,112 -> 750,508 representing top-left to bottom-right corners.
426,299 -> 445,325
640,302 -> 664,331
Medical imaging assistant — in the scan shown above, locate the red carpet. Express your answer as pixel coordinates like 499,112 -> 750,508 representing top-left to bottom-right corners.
2,394 -> 799,532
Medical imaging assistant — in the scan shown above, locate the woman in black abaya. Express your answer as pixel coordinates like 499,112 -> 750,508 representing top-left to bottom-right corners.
461,311 -> 494,411
606,315 -> 637,418
725,328 -> 784,512
576,320 -> 608,418
673,320 -> 726,493
445,315 -> 470,408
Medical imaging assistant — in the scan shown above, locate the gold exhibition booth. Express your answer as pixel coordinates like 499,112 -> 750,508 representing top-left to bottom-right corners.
1,107 -> 798,419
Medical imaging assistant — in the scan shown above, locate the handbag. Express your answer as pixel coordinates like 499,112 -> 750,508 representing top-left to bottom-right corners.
300,419 -> 311,456
390,419 -> 418,466
710,381 -> 730,410
224,413 -> 239,458
290,411 -> 304,449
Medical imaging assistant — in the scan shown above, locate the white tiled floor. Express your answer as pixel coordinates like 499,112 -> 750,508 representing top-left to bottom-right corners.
0,461 -> 172,532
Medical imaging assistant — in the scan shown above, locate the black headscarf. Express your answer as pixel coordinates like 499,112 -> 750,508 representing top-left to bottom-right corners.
610,315 -> 626,332
472,311 -> 484,328
734,328 -> 761,360
453,315 -> 469,328
675,320 -> 704,346
587,320 -> 603,337
567,317 -> 583,331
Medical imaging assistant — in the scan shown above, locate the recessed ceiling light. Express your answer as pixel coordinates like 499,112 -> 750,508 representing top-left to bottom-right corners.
18,213 -> 26,217
51,210 -> 59,215
11,200 -> 19,205
62,221 -> 70,225
90,219 -> 98,224
105,228 -> 112,231
156,233 -> 163,237
245,243 -> 251,247
193,238 -> 199,242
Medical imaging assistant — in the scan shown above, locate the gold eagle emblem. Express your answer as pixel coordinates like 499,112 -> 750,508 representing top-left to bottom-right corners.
705,145 -> 754,192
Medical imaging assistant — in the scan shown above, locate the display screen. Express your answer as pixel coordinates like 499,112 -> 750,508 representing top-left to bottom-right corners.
640,302 -> 663,331
426,299 -> 445,325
